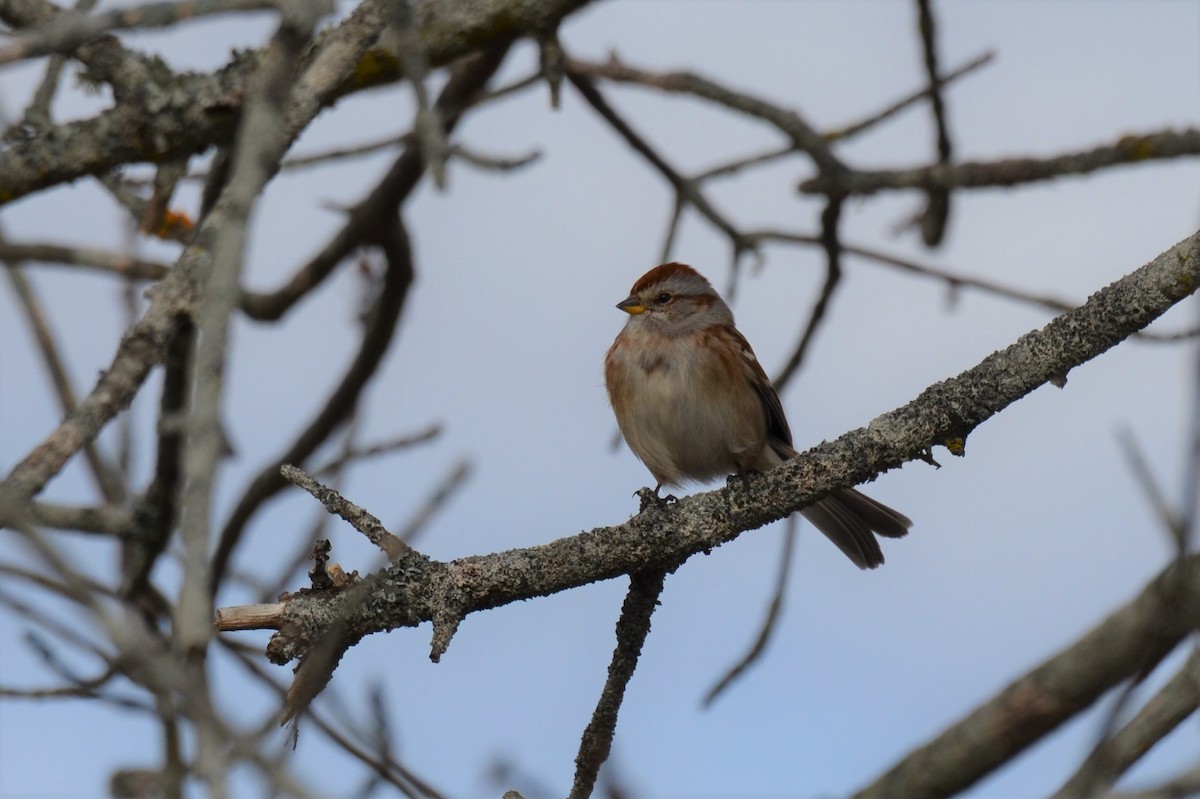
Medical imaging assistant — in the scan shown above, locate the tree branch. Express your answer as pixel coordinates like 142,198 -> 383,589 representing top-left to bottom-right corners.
215,231 -> 1199,675
0,0 -> 597,206
0,0 -> 278,65
1050,647 -> 1200,799
852,561 -> 1200,799
0,0 -> 394,502
568,569 -> 667,799
800,128 -> 1200,196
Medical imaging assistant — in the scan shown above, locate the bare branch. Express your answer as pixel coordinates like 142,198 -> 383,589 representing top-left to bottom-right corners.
566,54 -> 844,175
703,517 -> 797,707
29,501 -> 133,535
912,0 -> 954,246
391,459 -> 470,545
1051,648 -> 1200,799
565,66 -> 752,255
1,260 -> 127,503
0,0 -> 277,65
0,0 -> 597,206
282,465 -> 413,561
221,231 -> 1200,672
1118,428 -> 1186,552
1102,764 -> 1200,799
747,229 -> 1079,314
311,424 -> 442,477
800,128 -> 1200,196
568,569 -> 667,799
211,213 -> 418,587
825,49 -> 994,143
448,142 -> 542,172
0,0 -> 394,503
239,45 -> 510,322
851,568 -> 1200,799
387,0 -> 448,187
223,640 -> 446,799
0,242 -> 170,281
773,196 -> 844,390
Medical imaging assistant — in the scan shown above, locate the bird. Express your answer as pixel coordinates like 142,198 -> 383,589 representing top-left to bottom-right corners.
604,262 -> 911,569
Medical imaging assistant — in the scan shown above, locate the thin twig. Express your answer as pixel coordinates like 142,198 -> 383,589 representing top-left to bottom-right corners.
222,639 -> 445,798
311,424 -> 442,477
16,0 -> 99,128
825,50 -> 995,143
565,66 -> 752,255
387,0 -> 447,187
448,143 -> 542,173
566,54 -> 844,175
746,229 -> 1078,314
693,144 -> 797,181
914,0 -> 954,246
2,260 -> 127,503
394,459 -> 472,545
773,196 -> 845,391
657,194 -> 685,265
0,0 -> 280,65
1180,299 -> 1200,548
1117,429 -> 1186,552
282,465 -> 412,561
0,560 -> 118,604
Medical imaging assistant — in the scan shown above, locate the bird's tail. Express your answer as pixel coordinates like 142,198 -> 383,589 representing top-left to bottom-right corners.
801,488 -> 912,569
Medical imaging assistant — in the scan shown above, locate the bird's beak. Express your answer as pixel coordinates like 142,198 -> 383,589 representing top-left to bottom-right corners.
616,295 -> 645,315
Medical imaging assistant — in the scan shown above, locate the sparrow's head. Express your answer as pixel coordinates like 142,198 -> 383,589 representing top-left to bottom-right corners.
615,263 -> 733,336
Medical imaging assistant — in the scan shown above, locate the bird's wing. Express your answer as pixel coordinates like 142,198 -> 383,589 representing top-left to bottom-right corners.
725,324 -> 794,453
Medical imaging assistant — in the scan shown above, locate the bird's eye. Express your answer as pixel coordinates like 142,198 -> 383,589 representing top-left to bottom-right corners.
655,292 -> 672,304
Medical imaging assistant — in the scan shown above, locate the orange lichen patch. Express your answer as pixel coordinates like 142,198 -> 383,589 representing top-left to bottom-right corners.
153,210 -> 194,240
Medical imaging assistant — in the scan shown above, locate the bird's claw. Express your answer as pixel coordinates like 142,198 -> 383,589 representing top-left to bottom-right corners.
634,486 -> 676,513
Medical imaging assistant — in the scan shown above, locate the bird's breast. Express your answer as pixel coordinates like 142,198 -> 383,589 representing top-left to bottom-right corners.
606,333 -> 768,485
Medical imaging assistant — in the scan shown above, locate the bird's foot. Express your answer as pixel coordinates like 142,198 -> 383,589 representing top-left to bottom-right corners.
726,469 -> 762,489
635,485 -> 676,513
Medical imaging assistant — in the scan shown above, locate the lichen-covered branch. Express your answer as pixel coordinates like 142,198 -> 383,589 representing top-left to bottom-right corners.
220,230 -> 1200,669
0,0 -> 401,502
0,0 -> 597,206
568,569 -> 667,799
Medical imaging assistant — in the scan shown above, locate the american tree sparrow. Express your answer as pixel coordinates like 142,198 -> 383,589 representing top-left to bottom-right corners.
605,262 -> 911,569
